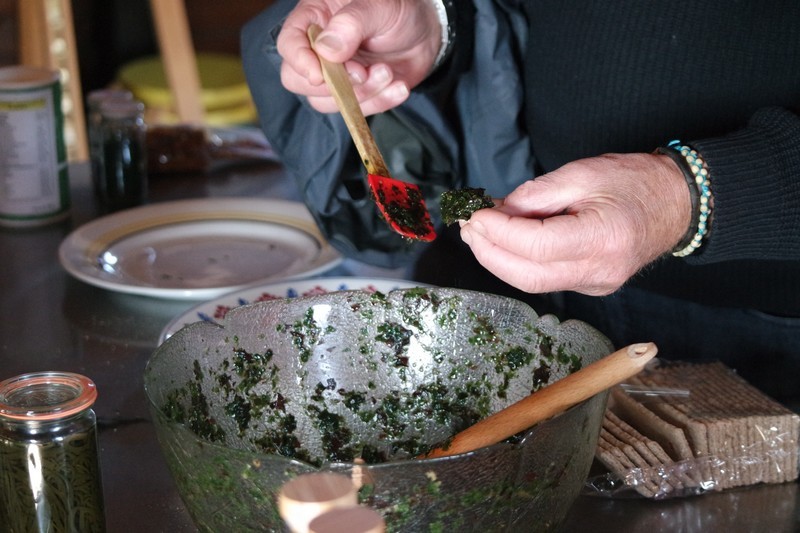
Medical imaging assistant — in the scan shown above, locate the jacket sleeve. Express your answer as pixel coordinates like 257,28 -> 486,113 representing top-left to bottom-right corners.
241,0 -> 462,269
241,0 -> 535,267
689,107 -> 800,263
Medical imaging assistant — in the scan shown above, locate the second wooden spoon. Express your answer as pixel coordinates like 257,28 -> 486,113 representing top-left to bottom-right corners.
422,342 -> 659,459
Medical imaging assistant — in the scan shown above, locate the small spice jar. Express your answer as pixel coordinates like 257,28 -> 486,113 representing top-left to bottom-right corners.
0,371 -> 106,532
86,88 -> 133,195
96,98 -> 148,210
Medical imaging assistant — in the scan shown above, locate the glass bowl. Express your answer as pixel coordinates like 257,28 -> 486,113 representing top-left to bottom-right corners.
144,287 -> 612,532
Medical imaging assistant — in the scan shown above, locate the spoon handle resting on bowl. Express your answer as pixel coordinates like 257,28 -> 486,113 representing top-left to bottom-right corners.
423,342 -> 658,459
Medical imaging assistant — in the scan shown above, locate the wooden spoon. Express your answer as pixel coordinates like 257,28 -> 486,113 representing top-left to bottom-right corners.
422,342 -> 658,459
307,25 -> 436,242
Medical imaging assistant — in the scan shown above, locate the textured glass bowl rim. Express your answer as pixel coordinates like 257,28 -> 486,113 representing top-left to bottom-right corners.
0,371 -> 97,421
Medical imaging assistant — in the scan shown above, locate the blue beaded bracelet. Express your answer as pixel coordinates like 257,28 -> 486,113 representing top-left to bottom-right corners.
659,140 -> 713,257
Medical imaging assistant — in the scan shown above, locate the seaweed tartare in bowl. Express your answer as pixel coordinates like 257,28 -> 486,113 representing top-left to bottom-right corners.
145,287 -> 612,532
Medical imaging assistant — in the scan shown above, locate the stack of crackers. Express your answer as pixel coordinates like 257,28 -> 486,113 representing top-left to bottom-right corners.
595,361 -> 800,498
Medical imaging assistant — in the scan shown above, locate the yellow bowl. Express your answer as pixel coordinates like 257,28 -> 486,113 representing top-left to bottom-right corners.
142,100 -> 257,127
117,53 -> 254,120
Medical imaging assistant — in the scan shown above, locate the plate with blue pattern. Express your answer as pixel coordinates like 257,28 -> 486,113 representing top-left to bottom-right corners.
158,276 -> 429,343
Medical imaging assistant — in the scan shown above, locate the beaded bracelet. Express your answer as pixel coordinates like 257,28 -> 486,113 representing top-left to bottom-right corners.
657,140 -> 713,257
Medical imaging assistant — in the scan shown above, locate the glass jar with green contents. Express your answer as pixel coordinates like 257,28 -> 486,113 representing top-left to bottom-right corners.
97,98 -> 147,210
86,88 -> 133,197
0,372 -> 105,532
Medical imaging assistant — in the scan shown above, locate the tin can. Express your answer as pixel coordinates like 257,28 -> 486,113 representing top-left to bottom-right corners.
0,371 -> 106,532
0,66 -> 70,227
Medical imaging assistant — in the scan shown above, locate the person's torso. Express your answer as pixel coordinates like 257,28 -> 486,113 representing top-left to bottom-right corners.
521,0 -> 800,172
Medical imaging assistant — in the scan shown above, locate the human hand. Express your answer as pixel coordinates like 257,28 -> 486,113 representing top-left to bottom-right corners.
459,153 -> 693,296
276,0 -> 442,115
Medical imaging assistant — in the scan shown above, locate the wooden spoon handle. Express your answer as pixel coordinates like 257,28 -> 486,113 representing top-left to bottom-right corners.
307,24 -> 389,177
424,342 -> 658,459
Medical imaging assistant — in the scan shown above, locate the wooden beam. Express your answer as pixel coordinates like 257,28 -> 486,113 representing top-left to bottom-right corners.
148,0 -> 205,124
17,0 -> 89,162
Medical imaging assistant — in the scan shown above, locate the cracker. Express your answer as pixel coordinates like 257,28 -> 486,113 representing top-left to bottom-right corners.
636,362 -> 799,488
603,412 -> 686,491
597,434 -> 658,497
600,427 -> 651,470
599,361 -> 800,497
631,373 -> 710,457
608,386 -> 694,461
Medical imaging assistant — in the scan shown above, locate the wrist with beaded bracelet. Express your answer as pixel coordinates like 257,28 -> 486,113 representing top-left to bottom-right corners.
656,140 -> 713,257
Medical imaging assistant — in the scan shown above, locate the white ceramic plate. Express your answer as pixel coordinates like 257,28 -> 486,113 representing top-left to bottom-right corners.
158,276 -> 429,343
59,198 -> 342,300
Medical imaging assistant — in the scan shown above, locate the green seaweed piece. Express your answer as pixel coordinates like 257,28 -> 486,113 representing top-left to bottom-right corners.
440,187 -> 495,225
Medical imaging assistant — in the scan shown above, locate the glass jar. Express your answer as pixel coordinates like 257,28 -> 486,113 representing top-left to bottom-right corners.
0,372 -> 106,532
86,88 -> 133,195
97,99 -> 148,210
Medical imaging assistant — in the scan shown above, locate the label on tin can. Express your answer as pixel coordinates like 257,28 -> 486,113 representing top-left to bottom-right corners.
0,66 -> 70,226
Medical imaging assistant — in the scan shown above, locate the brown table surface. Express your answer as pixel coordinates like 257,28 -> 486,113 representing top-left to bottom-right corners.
1,161 -> 797,532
